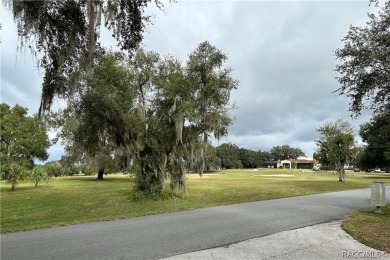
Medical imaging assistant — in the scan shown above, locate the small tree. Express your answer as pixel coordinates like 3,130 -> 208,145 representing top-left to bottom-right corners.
315,119 -> 355,182
44,161 -> 64,177
0,103 -> 50,182
29,168 -> 50,187
3,163 -> 28,191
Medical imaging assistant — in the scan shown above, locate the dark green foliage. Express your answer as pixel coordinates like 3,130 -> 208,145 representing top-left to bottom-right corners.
59,42 -> 237,195
204,144 -> 222,170
44,160 -> 89,177
74,52 -> 137,153
83,167 -> 95,176
44,161 -> 64,177
0,103 -> 50,182
216,143 -> 270,169
313,149 -> 332,168
62,166 -> 80,176
59,155 -> 82,176
238,148 -> 264,168
184,41 -> 238,177
315,119 -> 356,182
334,1 -> 390,116
359,112 -> 390,168
270,145 -> 305,160
216,143 -> 242,169
132,190 -> 169,202
72,52 -> 138,180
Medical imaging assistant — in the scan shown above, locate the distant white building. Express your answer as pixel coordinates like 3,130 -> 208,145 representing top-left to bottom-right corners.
276,156 -> 317,169
278,160 -> 292,169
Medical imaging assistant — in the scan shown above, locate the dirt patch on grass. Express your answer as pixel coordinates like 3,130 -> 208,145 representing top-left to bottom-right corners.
252,174 -> 295,177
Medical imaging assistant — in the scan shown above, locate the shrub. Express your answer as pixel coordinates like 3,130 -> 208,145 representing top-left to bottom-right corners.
29,168 -> 50,187
83,167 -> 95,176
5,163 -> 28,191
132,190 -> 170,201
132,191 -> 145,201
63,166 -> 80,176
44,161 -> 64,177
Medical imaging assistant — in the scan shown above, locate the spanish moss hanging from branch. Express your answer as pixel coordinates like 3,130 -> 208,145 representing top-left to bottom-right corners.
2,0 -> 165,115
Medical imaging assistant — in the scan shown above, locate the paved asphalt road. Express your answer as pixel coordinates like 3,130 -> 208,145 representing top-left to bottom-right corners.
1,187 -> 389,260
163,220 -> 390,260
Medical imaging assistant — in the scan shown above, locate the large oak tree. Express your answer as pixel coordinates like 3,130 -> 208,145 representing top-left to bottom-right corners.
56,42 -> 237,195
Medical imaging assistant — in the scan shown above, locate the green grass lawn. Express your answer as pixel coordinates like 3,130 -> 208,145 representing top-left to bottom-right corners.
1,169 -> 389,233
342,204 -> 390,253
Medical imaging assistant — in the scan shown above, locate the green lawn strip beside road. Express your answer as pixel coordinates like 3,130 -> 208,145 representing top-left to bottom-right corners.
342,204 -> 390,253
1,169 -> 389,233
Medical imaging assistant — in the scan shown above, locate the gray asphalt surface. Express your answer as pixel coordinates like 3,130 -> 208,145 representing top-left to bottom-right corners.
163,220 -> 390,260
1,187 -> 389,260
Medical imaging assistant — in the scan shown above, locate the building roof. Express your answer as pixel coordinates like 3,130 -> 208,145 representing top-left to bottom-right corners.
296,159 -> 315,164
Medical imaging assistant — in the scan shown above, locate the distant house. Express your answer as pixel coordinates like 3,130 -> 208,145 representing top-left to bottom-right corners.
272,156 -> 318,169
294,156 -> 316,169
277,160 -> 292,169
265,156 -> 317,169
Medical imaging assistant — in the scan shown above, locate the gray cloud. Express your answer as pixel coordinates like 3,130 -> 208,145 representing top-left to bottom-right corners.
0,1 -> 379,160
1,9 -> 43,114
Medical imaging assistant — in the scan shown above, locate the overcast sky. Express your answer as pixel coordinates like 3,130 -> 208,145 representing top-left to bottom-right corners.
0,1 -> 380,161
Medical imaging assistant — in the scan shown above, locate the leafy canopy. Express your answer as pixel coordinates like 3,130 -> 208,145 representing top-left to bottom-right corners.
315,119 -> 356,182
334,1 -> 390,116
0,103 -> 50,167
54,42 -> 238,195
0,103 -> 50,189
359,111 -> 390,168
270,145 -> 305,161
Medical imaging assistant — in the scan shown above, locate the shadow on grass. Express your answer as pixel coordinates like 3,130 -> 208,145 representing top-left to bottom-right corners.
187,170 -> 224,175
56,175 -> 133,182
0,185 -> 51,192
361,175 -> 390,180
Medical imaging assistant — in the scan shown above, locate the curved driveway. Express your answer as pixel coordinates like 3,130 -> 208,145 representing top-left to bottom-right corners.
1,187 -> 389,260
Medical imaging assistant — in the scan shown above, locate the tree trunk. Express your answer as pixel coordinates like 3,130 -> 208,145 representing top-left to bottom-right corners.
10,181 -> 16,191
97,167 -> 104,180
338,161 -> 345,182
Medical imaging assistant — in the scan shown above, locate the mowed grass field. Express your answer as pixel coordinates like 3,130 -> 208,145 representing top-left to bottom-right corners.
1,169 -> 389,233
